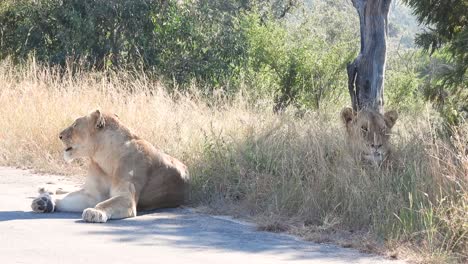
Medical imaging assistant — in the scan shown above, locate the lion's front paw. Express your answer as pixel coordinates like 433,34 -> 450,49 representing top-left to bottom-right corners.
31,194 -> 55,213
82,208 -> 108,223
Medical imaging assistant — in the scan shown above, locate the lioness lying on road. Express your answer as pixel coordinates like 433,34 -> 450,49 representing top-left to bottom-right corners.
31,110 -> 189,223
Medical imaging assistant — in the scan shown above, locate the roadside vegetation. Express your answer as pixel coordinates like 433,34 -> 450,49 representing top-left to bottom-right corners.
0,0 -> 466,263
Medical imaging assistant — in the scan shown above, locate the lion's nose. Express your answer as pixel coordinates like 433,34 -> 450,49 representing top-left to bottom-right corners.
59,134 -> 63,140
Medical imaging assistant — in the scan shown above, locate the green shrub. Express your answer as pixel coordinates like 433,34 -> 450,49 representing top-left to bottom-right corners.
385,50 -> 425,113
0,0 -> 248,89
241,6 -> 357,112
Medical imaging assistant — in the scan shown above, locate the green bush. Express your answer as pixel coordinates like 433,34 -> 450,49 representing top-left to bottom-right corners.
385,50 -> 425,113
1,0 -> 463,121
240,6 -> 357,112
0,0 -> 158,67
0,0 -> 248,89
418,49 -> 468,126
0,0 -> 360,109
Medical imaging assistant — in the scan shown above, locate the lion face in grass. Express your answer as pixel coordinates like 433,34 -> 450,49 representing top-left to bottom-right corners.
341,107 -> 398,165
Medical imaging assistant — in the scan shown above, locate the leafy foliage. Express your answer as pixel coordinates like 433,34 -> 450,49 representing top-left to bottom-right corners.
403,0 -> 467,124
241,3 -> 358,112
384,49 -> 427,113
0,0 -> 417,112
0,0 -> 249,88
0,0 -> 159,67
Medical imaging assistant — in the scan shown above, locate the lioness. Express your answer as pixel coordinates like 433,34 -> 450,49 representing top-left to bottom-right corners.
31,110 -> 189,223
341,107 -> 398,165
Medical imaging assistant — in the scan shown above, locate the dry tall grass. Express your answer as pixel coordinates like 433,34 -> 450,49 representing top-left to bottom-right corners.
0,59 -> 466,263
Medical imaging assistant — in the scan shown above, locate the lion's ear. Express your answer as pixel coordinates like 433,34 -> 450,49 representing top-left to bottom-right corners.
93,109 -> 105,129
384,110 -> 398,129
341,107 -> 355,125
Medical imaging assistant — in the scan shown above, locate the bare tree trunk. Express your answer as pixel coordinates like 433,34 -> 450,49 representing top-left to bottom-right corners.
347,0 -> 392,113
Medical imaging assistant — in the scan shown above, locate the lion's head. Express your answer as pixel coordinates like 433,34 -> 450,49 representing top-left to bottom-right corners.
341,107 -> 398,165
59,109 -> 106,163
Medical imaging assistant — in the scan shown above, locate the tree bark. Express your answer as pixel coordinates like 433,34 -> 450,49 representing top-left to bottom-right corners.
347,0 -> 392,113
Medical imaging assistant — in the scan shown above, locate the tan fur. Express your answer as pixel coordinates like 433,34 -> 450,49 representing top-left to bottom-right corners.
341,107 -> 398,165
31,110 -> 189,223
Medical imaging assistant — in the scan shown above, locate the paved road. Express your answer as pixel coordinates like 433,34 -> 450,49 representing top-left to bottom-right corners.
0,167 -> 404,264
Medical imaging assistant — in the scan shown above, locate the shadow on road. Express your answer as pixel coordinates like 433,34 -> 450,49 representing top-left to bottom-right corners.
81,208 -> 374,262
0,207 -> 388,262
0,210 -> 80,221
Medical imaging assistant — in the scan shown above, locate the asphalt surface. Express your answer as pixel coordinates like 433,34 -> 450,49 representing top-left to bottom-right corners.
0,167 -> 405,264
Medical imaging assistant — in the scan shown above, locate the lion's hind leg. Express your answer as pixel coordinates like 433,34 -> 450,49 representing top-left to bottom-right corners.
31,193 -> 55,213
31,189 -> 101,214
31,186 -> 72,213
54,190 -> 102,213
